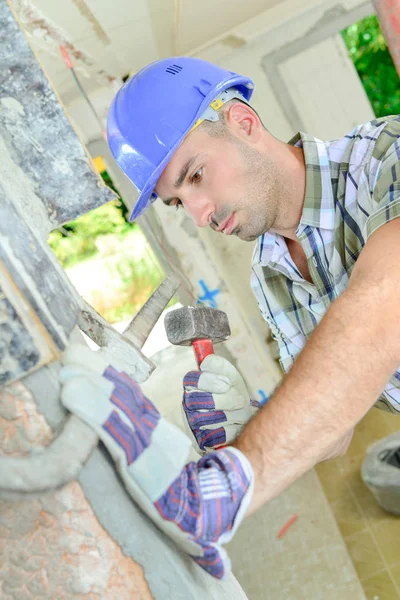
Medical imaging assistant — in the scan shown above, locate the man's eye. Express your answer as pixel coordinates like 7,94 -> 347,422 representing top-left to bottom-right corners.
191,168 -> 202,185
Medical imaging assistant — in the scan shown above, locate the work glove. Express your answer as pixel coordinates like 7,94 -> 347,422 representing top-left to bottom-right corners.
59,344 -> 254,580
182,355 -> 261,453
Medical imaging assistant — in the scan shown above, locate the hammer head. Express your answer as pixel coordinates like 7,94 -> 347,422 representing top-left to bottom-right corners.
164,306 -> 230,346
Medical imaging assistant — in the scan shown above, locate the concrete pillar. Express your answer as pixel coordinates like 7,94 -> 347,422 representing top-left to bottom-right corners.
0,1 -> 248,597
373,0 -> 400,77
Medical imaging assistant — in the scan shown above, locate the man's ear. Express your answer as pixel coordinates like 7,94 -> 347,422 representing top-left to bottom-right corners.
225,103 -> 262,142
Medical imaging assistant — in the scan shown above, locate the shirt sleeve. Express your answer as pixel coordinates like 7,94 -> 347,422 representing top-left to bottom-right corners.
366,120 -> 400,240
365,122 -> 400,413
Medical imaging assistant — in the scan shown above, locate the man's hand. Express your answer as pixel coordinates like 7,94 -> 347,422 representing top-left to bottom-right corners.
182,355 -> 260,453
60,344 -> 254,579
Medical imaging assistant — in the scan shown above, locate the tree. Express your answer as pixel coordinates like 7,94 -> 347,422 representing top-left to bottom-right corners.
48,171 -> 132,268
342,15 -> 400,118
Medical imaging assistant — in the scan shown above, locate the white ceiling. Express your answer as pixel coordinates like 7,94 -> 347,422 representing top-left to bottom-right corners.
11,0 -> 281,104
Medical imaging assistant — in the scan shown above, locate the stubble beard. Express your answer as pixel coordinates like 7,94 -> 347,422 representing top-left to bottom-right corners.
233,150 -> 279,242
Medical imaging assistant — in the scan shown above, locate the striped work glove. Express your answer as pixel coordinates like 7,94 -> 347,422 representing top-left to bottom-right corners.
182,355 -> 261,453
59,344 -> 254,579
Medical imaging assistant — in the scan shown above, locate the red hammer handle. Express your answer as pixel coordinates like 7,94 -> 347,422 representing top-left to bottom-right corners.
192,338 -> 214,368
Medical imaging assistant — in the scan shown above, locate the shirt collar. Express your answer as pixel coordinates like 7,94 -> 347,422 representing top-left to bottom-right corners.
254,131 -> 335,265
293,132 -> 335,232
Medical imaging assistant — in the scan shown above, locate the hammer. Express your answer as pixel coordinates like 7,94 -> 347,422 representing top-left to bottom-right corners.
164,306 -> 231,367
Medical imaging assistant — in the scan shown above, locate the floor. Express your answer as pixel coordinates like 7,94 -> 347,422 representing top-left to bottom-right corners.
226,468 -> 366,599
316,408 -> 400,600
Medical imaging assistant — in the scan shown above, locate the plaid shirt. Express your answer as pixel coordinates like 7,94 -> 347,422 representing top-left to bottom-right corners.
251,116 -> 400,413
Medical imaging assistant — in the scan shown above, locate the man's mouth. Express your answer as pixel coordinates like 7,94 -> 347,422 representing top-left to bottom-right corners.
218,214 -> 236,235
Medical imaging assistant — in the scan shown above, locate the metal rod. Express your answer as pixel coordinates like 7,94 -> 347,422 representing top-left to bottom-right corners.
123,274 -> 181,348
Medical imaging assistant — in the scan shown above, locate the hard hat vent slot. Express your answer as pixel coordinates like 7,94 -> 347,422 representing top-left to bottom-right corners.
166,64 -> 183,75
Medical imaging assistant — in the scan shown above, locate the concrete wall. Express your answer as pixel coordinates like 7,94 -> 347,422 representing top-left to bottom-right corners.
196,0 -> 374,135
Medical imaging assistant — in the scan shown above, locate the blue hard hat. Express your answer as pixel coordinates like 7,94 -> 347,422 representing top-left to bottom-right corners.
107,57 -> 254,220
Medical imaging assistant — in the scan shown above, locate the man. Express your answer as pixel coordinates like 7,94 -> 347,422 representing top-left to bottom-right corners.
61,56 -> 400,578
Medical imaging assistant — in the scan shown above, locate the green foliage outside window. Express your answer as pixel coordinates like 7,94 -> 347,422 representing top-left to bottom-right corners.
48,172 -> 132,269
49,199 -> 132,269
48,171 -> 166,323
341,15 -> 400,117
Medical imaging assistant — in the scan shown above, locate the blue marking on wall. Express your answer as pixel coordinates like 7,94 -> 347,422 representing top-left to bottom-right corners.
197,279 -> 221,308
258,389 -> 270,405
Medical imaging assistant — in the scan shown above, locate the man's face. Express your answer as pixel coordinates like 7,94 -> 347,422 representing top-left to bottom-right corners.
155,123 -> 280,242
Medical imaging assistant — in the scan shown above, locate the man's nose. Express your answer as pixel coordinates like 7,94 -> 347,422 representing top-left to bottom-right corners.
185,196 -> 214,228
